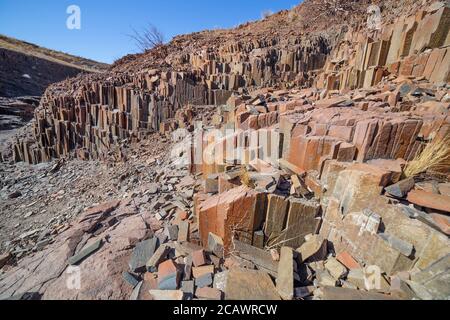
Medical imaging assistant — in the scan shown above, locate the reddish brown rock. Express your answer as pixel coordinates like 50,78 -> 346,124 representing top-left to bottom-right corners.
198,185 -> 266,253
192,250 -> 207,267
192,265 -> 215,279
407,190 -> 450,213
196,287 -> 222,300
77,200 -> 121,233
430,213 -> 450,235
336,251 -> 361,270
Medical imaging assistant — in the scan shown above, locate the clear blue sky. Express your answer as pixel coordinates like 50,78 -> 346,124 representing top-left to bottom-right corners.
0,0 -> 300,64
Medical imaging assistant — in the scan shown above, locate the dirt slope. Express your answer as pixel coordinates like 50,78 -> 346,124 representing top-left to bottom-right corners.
0,35 -> 109,97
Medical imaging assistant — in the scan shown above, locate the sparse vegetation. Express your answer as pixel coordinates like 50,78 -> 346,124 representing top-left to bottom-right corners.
129,23 -> 165,53
239,166 -> 255,189
404,135 -> 450,177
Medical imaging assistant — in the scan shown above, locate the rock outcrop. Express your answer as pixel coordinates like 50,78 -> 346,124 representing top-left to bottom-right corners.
9,0 -> 439,165
0,0 -> 449,301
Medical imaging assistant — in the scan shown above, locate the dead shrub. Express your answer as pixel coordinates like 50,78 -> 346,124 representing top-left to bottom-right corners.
129,23 -> 165,53
404,135 -> 450,177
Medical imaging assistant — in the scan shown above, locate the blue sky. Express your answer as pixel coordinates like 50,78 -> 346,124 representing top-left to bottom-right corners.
0,0 -> 300,64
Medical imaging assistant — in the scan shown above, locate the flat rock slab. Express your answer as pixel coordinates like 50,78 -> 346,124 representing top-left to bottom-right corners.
213,271 -> 228,292
68,239 -> 103,266
0,211 -> 148,300
129,238 -> 158,273
336,251 -> 361,270
122,271 -> 139,288
208,233 -> 224,259
129,281 -> 143,300
320,287 -> 397,300
385,178 -> 415,198
276,247 -> 294,300
196,287 -> 222,300
165,225 -> 179,241
192,265 -> 214,279
225,268 -> 281,300
195,273 -> 213,288
149,290 -> 184,300
407,190 -> 450,213
233,240 -> 278,277
146,245 -> 170,273
178,221 -> 189,242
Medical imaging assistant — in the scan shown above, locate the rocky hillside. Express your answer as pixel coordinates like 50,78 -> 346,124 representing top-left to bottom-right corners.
0,35 -> 109,98
10,0 -> 439,164
0,0 -> 449,301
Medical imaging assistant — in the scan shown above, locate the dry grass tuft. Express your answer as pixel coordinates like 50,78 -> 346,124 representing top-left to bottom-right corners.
404,135 -> 450,178
239,166 -> 255,189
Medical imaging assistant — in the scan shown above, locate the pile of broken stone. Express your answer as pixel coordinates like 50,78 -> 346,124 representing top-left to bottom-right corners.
1,0 -> 449,300
110,80 -> 449,301
0,141 -> 203,300
1,74 -> 449,300
183,74 -> 449,300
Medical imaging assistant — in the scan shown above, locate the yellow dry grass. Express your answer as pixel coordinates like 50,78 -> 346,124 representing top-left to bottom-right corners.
404,135 -> 450,177
239,166 -> 255,189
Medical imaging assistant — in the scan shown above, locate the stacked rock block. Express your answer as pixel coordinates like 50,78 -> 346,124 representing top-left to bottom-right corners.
282,108 -> 448,174
193,59 -> 449,277
187,35 -> 331,89
12,33 -> 334,164
317,3 -> 450,91
319,162 -> 450,276
197,185 -> 321,253
198,93 -> 448,179
12,71 -> 233,164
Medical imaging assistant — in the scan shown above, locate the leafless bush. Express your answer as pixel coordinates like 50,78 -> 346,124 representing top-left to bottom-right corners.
129,23 -> 165,52
404,135 -> 450,177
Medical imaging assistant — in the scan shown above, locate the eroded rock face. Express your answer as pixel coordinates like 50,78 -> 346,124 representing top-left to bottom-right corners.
10,0 -> 437,165
316,4 -> 450,90
11,33 -> 332,164
198,185 -> 266,253
1,0 -> 449,302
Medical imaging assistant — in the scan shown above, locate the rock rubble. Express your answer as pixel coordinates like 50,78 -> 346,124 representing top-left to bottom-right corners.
0,0 -> 449,300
